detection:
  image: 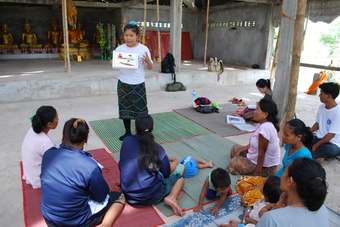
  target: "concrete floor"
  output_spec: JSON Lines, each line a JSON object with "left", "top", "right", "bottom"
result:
{"left": 0, "top": 59, "right": 338, "bottom": 226}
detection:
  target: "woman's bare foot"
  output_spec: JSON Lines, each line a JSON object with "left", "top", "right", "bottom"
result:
{"left": 176, "top": 192, "right": 183, "bottom": 200}
{"left": 207, "top": 160, "right": 213, "bottom": 168}
{"left": 164, "top": 196, "right": 185, "bottom": 216}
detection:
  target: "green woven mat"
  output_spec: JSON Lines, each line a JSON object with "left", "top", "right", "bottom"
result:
{"left": 90, "top": 112, "right": 214, "bottom": 152}
{"left": 154, "top": 134, "right": 238, "bottom": 216}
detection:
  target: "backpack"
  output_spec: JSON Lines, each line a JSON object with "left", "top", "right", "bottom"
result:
{"left": 161, "top": 53, "right": 175, "bottom": 73}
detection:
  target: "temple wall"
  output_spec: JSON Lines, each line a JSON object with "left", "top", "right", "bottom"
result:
{"left": 194, "top": 3, "right": 271, "bottom": 68}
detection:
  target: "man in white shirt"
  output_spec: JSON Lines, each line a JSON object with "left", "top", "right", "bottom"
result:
{"left": 310, "top": 82, "right": 340, "bottom": 163}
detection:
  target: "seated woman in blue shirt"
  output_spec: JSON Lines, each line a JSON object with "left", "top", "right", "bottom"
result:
{"left": 119, "top": 114, "right": 185, "bottom": 216}
{"left": 275, "top": 118, "right": 313, "bottom": 177}
{"left": 41, "top": 118, "right": 125, "bottom": 227}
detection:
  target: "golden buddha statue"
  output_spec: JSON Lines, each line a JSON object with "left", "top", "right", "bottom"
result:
{"left": 77, "top": 21, "right": 86, "bottom": 38}
{"left": 67, "top": 24, "right": 83, "bottom": 47}
{"left": 92, "top": 25, "right": 101, "bottom": 48}
{"left": 20, "top": 19, "right": 42, "bottom": 48}
{"left": 44, "top": 17, "right": 63, "bottom": 48}
{"left": 0, "top": 21, "right": 18, "bottom": 48}
{"left": 76, "top": 21, "right": 89, "bottom": 47}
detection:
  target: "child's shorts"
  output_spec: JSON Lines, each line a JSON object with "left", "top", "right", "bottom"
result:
{"left": 181, "top": 156, "right": 198, "bottom": 178}
{"left": 171, "top": 163, "right": 185, "bottom": 177}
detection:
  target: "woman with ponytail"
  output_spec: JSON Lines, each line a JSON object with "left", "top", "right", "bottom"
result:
{"left": 22, "top": 106, "right": 58, "bottom": 188}
{"left": 41, "top": 118, "right": 125, "bottom": 227}
{"left": 275, "top": 119, "right": 313, "bottom": 177}
{"left": 257, "top": 158, "right": 329, "bottom": 227}
{"left": 119, "top": 114, "right": 185, "bottom": 216}
{"left": 256, "top": 78, "right": 273, "bottom": 99}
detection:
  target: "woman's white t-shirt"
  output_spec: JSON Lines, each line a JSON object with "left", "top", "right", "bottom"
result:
{"left": 115, "top": 43, "right": 152, "bottom": 85}
{"left": 22, "top": 127, "right": 55, "bottom": 188}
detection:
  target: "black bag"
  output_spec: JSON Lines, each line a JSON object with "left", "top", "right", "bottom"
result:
{"left": 161, "top": 53, "right": 175, "bottom": 73}
{"left": 163, "top": 52, "right": 186, "bottom": 92}
{"left": 194, "top": 106, "right": 219, "bottom": 114}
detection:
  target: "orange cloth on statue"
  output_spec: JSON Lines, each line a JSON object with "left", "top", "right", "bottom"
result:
{"left": 305, "top": 71, "right": 327, "bottom": 94}
{"left": 69, "top": 29, "right": 82, "bottom": 42}
{"left": 236, "top": 176, "right": 266, "bottom": 207}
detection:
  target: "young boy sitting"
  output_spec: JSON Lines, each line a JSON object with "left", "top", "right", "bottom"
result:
{"left": 193, "top": 168, "right": 232, "bottom": 215}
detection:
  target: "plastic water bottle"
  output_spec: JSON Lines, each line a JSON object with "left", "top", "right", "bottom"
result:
{"left": 191, "top": 90, "right": 197, "bottom": 102}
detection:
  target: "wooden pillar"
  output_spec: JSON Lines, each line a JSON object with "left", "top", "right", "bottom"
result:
{"left": 272, "top": 0, "right": 298, "bottom": 122}
{"left": 170, "top": 0, "right": 183, "bottom": 72}
{"left": 156, "top": 0, "right": 161, "bottom": 62}
{"left": 262, "top": 4, "right": 274, "bottom": 70}
{"left": 203, "top": 0, "right": 210, "bottom": 67}
{"left": 61, "top": 0, "right": 71, "bottom": 75}
{"left": 143, "top": 0, "right": 147, "bottom": 45}
{"left": 286, "top": 0, "right": 307, "bottom": 121}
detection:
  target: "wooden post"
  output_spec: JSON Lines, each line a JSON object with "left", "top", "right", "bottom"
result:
{"left": 203, "top": 0, "right": 210, "bottom": 67}
{"left": 61, "top": 0, "right": 71, "bottom": 75}
{"left": 270, "top": 28, "right": 280, "bottom": 85}
{"left": 143, "top": 0, "right": 147, "bottom": 45}
{"left": 286, "top": 0, "right": 307, "bottom": 121}
{"left": 157, "top": 0, "right": 161, "bottom": 62}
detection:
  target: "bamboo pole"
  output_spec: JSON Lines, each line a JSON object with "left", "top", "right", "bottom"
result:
{"left": 62, "top": 0, "right": 71, "bottom": 75}
{"left": 156, "top": 0, "right": 161, "bottom": 62}
{"left": 203, "top": 0, "right": 210, "bottom": 67}
{"left": 270, "top": 28, "right": 280, "bottom": 86}
{"left": 143, "top": 0, "right": 147, "bottom": 45}
{"left": 286, "top": 0, "right": 307, "bottom": 121}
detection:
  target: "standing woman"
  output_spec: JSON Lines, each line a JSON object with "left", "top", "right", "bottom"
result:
{"left": 22, "top": 106, "right": 59, "bottom": 188}
{"left": 41, "top": 118, "right": 125, "bottom": 227}
{"left": 257, "top": 158, "right": 329, "bottom": 226}
{"left": 227, "top": 98, "right": 281, "bottom": 176}
{"left": 256, "top": 79, "right": 273, "bottom": 99}
{"left": 113, "top": 21, "right": 153, "bottom": 141}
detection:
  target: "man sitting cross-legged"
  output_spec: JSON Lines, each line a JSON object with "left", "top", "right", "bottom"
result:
{"left": 310, "top": 82, "right": 340, "bottom": 163}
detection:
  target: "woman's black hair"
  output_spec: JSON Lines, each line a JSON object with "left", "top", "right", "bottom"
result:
{"left": 135, "top": 114, "right": 161, "bottom": 173}
{"left": 211, "top": 168, "right": 231, "bottom": 189}
{"left": 263, "top": 175, "right": 282, "bottom": 203}
{"left": 256, "top": 78, "right": 271, "bottom": 90}
{"left": 124, "top": 23, "right": 139, "bottom": 35}
{"left": 31, "top": 106, "right": 57, "bottom": 133}
{"left": 286, "top": 119, "right": 314, "bottom": 152}
{"left": 288, "top": 158, "right": 327, "bottom": 211}
{"left": 62, "top": 118, "right": 89, "bottom": 147}
{"left": 258, "top": 98, "right": 280, "bottom": 132}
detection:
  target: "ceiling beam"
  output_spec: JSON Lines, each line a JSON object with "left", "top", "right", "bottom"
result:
{"left": 120, "top": 0, "right": 153, "bottom": 7}
{"left": 73, "top": 1, "right": 121, "bottom": 8}
{"left": 0, "top": 0, "right": 58, "bottom": 5}
{"left": 235, "top": 0, "right": 281, "bottom": 3}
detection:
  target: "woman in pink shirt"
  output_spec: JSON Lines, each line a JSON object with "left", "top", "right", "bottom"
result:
{"left": 227, "top": 99, "right": 280, "bottom": 177}
{"left": 22, "top": 106, "right": 59, "bottom": 188}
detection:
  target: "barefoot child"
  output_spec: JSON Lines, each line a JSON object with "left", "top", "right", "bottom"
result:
{"left": 169, "top": 156, "right": 213, "bottom": 178}
{"left": 193, "top": 168, "right": 232, "bottom": 215}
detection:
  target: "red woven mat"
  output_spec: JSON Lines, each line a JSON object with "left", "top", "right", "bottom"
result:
{"left": 21, "top": 148, "right": 164, "bottom": 227}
